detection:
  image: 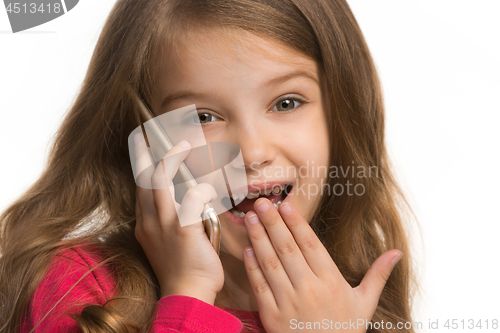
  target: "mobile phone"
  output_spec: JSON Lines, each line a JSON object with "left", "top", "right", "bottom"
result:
{"left": 129, "top": 89, "right": 221, "bottom": 255}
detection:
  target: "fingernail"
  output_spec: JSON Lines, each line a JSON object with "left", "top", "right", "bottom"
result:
{"left": 280, "top": 202, "right": 292, "bottom": 215}
{"left": 178, "top": 140, "right": 190, "bottom": 148}
{"left": 391, "top": 252, "right": 403, "bottom": 265}
{"left": 245, "top": 213, "right": 259, "bottom": 224}
{"left": 255, "top": 200, "right": 269, "bottom": 213}
{"left": 245, "top": 247, "right": 254, "bottom": 257}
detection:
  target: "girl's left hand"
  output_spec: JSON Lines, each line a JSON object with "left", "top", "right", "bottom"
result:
{"left": 243, "top": 198, "right": 403, "bottom": 333}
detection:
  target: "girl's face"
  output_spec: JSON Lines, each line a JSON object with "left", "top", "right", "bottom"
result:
{"left": 152, "top": 28, "right": 329, "bottom": 260}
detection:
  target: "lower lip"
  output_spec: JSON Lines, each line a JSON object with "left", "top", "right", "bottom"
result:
{"left": 221, "top": 192, "right": 292, "bottom": 226}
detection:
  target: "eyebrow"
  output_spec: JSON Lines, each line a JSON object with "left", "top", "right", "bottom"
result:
{"left": 159, "top": 70, "right": 318, "bottom": 111}
{"left": 262, "top": 70, "right": 318, "bottom": 89}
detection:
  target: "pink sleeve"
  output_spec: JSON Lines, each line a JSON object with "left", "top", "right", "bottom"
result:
{"left": 20, "top": 246, "right": 242, "bottom": 333}
{"left": 152, "top": 295, "right": 243, "bottom": 332}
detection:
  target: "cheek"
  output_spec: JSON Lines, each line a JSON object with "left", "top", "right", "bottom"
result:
{"left": 295, "top": 109, "right": 330, "bottom": 161}
{"left": 292, "top": 135, "right": 329, "bottom": 221}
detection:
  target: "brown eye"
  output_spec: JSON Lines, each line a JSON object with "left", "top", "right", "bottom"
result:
{"left": 196, "top": 112, "right": 220, "bottom": 124}
{"left": 277, "top": 99, "right": 295, "bottom": 111}
{"left": 272, "top": 95, "right": 309, "bottom": 112}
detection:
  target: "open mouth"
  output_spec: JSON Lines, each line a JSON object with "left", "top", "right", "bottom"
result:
{"left": 223, "top": 183, "right": 293, "bottom": 218}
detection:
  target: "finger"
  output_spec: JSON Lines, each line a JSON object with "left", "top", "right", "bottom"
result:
{"left": 134, "top": 133, "right": 153, "bottom": 177}
{"left": 177, "top": 183, "right": 217, "bottom": 227}
{"left": 278, "top": 201, "right": 343, "bottom": 280}
{"left": 150, "top": 140, "right": 191, "bottom": 221}
{"left": 354, "top": 249, "right": 403, "bottom": 311}
{"left": 134, "top": 133, "right": 156, "bottom": 219}
{"left": 244, "top": 211, "right": 293, "bottom": 306}
{"left": 252, "top": 198, "right": 312, "bottom": 287}
{"left": 243, "top": 246, "right": 277, "bottom": 311}
{"left": 151, "top": 140, "right": 191, "bottom": 190}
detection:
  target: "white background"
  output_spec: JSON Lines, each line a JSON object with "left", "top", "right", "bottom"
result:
{"left": 1, "top": 1, "right": 499, "bottom": 330}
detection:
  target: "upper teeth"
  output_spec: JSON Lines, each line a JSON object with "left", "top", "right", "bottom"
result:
{"left": 245, "top": 192, "right": 260, "bottom": 199}
{"left": 243, "top": 184, "right": 287, "bottom": 199}
{"left": 232, "top": 193, "right": 246, "bottom": 202}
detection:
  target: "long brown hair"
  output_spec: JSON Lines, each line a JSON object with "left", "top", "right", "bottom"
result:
{"left": 0, "top": 0, "right": 418, "bottom": 332}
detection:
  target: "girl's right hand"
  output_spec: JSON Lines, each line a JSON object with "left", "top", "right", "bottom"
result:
{"left": 133, "top": 133, "right": 224, "bottom": 305}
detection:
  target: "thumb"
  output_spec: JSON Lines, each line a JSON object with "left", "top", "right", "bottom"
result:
{"left": 354, "top": 249, "right": 403, "bottom": 305}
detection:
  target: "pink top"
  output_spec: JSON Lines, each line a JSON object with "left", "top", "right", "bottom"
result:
{"left": 20, "top": 244, "right": 265, "bottom": 333}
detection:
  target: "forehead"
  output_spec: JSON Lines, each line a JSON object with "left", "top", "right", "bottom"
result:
{"left": 155, "top": 27, "right": 318, "bottom": 90}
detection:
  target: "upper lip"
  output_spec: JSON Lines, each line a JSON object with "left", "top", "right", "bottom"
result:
{"left": 229, "top": 181, "right": 294, "bottom": 196}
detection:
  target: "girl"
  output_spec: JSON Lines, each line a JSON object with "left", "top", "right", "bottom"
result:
{"left": 0, "top": 0, "right": 417, "bottom": 332}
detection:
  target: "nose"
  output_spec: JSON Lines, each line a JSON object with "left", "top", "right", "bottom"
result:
{"left": 233, "top": 122, "right": 277, "bottom": 172}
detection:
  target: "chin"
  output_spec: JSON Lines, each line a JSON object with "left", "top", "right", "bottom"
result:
{"left": 221, "top": 247, "right": 245, "bottom": 261}
{"left": 219, "top": 229, "right": 251, "bottom": 261}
